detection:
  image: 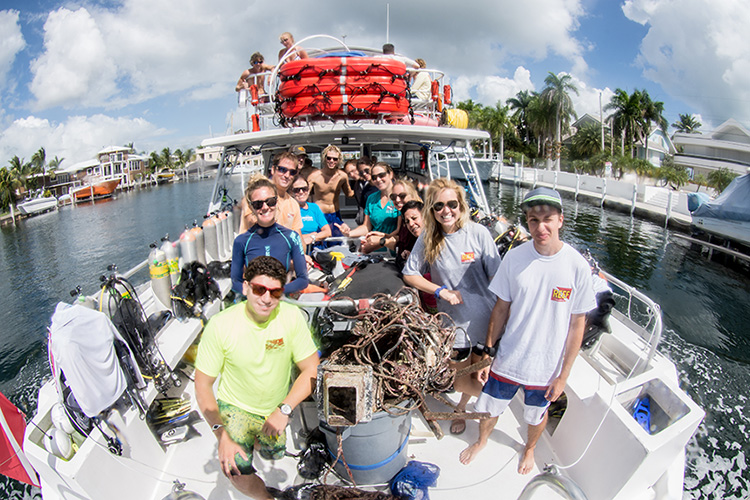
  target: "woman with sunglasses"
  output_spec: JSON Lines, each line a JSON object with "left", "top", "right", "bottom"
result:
{"left": 336, "top": 162, "right": 400, "bottom": 253}
{"left": 291, "top": 176, "right": 331, "bottom": 248}
{"left": 230, "top": 175, "right": 308, "bottom": 295}
{"left": 403, "top": 178, "right": 501, "bottom": 435}
{"left": 365, "top": 177, "right": 421, "bottom": 257}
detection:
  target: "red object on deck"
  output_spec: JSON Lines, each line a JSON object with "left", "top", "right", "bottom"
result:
{"left": 0, "top": 391, "right": 38, "bottom": 487}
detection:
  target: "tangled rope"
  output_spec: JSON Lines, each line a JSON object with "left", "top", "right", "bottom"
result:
{"left": 326, "top": 288, "right": 457, "bottom": 412}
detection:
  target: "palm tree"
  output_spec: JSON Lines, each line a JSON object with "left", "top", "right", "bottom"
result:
{"left": 639, "top": 92, "right": 667, "bottom": 162}
{"left": 8, "top": 155, "right": 34, "bottom": 193}
{"left": 573, "top": 123, "right": 604, "bottom": 158}
{"left": 671, "top": 113, "right": 702, "bottom": 134}
{"left": 707, "top": 167, "right": 737, "bottom": 193}
{"left": 477, "top": 103, "right": 513, "bottom": 163}
{"left": 526, "top": 95, "right": 555, "bottom": 161}
{"left": 657, "top": 155, "right": 688, "bottom": 190}
{"left": 0, "top": 167, "right": 21, "bottom": 213}
{"left": 605, "top": 89, "right": 642, "bottom": 158}
{"left": 159, "top": 148, "right": 174, "bottom": 170}
{"left": 540, "top": 72, "right": 578, "bottom": 170}
{"left": 693, "top": 173, "right": 707, "bottom": 192}
{"left": 506, "top": 90, "right": 536, "bottom": 145}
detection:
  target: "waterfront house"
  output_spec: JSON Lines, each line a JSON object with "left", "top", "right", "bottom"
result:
{"left": 673, "top": 118, "right": 750, "bottom": 179}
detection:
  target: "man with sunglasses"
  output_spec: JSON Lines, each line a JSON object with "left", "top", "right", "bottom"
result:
{"left": 235, "top": 52, "right": 274, "bottom": 97}
{"left": 459, "top": 187, "right": 596, "bottom": 475}
{"left": 196, "top": 256, "right": 319, "bottom": 499}
{"left": 307, "top": 145, "right": 354, "bottom": 237}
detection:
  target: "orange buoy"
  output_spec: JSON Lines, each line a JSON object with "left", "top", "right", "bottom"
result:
{"left": 443, "top": 84, "right": 452, "bottom": 105}
{"left": 249, "top": 84, "right": 259, "bottom": 106}
{"left": 431, "top": 80, "right": 440, "bottom": 101}
{"left": 251, "top": 113, "right": 260, "bottom": 132}
{"left": 280, "top": 93, "right": 409, "bottom": 120}
{"left": 278, "top": 57, "right": 408, "bottom": 81}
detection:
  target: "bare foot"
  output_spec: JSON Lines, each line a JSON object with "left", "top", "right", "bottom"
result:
{"left": 459, "top": 441, "right": 487, "bottom": 465}
{"left": 518, "top": 447, "right": 535, "bottom": 474}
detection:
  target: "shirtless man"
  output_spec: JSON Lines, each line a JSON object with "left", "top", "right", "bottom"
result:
{"left": 307, "top": 145, "right": 354, "bottom": 237}
{"left": 278, "top": 32, "right": 308, "bottom": 64}
{"left": 458, "top": 187, "right": 596, "bottom": 474}
{"left": 235, "top": 52, "right": 274, "bottom": 98}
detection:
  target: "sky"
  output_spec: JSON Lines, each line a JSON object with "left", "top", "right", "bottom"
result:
{"left": 1, "top": 0, "right": 750, "bottom": 169}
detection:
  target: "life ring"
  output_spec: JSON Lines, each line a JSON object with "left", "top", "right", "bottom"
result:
{"left": 278, "top": 75, "right": 408, "bottom": 99}
{"left": 278, "top": 57, "right": 408, "bottom": 82}
{"left": 280, "top": 94, "right": 409, "bottom": 119}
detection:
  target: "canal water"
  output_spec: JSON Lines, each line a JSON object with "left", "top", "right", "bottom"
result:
{"left": 0, "top": 179, "right": 748, "bottom": 498}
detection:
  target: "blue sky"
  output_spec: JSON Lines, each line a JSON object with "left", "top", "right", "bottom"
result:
{"left": 1, "top": 0, "right": 748, "bottom": 168}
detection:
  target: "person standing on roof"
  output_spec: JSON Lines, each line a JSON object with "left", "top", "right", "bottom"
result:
{"left": 196, "top": 255, "right": 319, "bottom": 500}
{"left": 235, "top": 52, "right": 274, "bottom": 98}
{"left": 459, "top": 187, "right": 596, "bottom": 474}
{"left": 307, "top": 144, "right": 354, "bottom": 238}
{"left": 278, "top": 32, "right": 308, "bottom": 63}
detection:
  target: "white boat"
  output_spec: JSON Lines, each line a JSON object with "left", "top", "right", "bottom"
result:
{"left": 17, "top": 191, "right": 58, "bottom": 215}
{"left": 17, "top": 38, "right": 703, "bottom": 500}
{"left": 687, "top": 173, "right": 750, "bottom": 247}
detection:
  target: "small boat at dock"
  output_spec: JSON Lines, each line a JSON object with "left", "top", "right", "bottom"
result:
{"left": 72, "top": 178, "right": 121, "bottom": 201}
{"left": 17, "top": 191, "right": 58, "bottom": 216}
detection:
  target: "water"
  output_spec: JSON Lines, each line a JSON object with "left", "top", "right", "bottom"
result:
{"left": 1, "top": 179, "right": 748, "bottom": 498}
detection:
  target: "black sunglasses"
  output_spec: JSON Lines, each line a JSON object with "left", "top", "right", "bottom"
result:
{"left": 389, "top": 192, "right": 407, "bottom": 202}
{"left": 326, "top": 156, "right": 340, "bottom": 162}
{"left": 372, "top": 172, "right": 389, "bottom": 181}
{"left": 250, "top": 196, "right": 278, "bottom": 210}
{"left": 291, "top": 186, "right": 309, "bottom": 194}
{"left": 359, "top": 168, "right": 371, "bottom": 175}
{"left": 432, "top": 200, "right": 459, "bottom": 212}
{"left": 252, "top": 61, "right": 263, "bottom": 65}
{"left": 249, "top": 282, "right": 284, "bottom": 299}
{"left": 276, "top": 165, "right": 298, "bottom": 176}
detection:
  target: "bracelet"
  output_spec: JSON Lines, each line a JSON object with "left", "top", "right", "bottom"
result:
{"left": 434, "top": 285, "right": 447, "bottom": 299}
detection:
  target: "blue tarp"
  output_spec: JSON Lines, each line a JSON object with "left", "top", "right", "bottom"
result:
{"left": 691, "top": 174, "right": 750, "bottom": 222}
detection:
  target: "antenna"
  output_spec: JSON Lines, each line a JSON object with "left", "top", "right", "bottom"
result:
{"left": 386, "top": 3, "right": 390, "bottom": 43}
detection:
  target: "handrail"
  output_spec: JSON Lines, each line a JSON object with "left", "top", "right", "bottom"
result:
{"left": 517, "top": 465, "right": 588, "bottom": 500}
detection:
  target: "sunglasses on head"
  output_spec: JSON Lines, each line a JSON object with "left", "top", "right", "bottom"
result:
{"left": 432, "top": 200, "right": 459, "bottom": 211}
{"left": 276, "top": 165, "right": 298, "bottom": 176}
{"left": 249, "top": 282, "right": 284, "bottom": 299}
{"left": 291, "top": 186, "right": 309, "bottom": 194}
{"left": 326, "top": 155, "right": 340, "bottom": 162}
{"left": 389, "top": 192, "right": 407, "bottom": 202}
{"left": 250, "top": 196, "right": 278, "bottom": 210}
{"left": 372, "top": 172, "right": 389, "bottom": 181}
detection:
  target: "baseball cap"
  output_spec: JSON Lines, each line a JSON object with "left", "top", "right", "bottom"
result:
{"left": 520, "top": 187, "right": 563, "bottom": 213}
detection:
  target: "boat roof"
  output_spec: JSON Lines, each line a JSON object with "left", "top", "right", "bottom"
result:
{"left": 201, "top": 122, "right": 490, "bottom": 153}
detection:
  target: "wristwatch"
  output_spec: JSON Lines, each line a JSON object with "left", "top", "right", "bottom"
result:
{"left": 278, "top": 403, "right": 292, "bottom": 416}
{"left": 472, "top": 342, "right": 497, "bottom": 357}
{"left": 379, "top": 236, "right": 387, "bottom": 247}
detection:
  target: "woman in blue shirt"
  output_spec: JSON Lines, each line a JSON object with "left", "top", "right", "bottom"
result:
{"left": 230, "top": 175, "right": 308, "bottom": 294}
{"left": 291, "top": 175, "right": 331, "bottom": 249}
{"left": 337, "top": 162, "right": 400, "bottom": 252}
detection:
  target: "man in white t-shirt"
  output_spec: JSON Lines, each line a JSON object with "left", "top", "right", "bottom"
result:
{"left": 459, "top": 187, "right": 596, "bottom": 475}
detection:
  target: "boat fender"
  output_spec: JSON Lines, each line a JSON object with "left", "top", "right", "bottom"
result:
{"left": 249, "top": 84, "right": 259, "bottom": 106}
{"left": 443, "top": 84, "right": 452, "bottom": 105}
{"left": 431, "top": 80, "right": 439, "bottom": 101}
{"left": 51, "top": 402, "right": 76, "bottom": 434}
{"left": 43, "top": 428, "right": 74, "bottom": 460}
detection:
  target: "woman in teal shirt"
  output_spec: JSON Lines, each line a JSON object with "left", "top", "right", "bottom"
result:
{"left": 337, "top": 162, "right": 400, "bottom": 252}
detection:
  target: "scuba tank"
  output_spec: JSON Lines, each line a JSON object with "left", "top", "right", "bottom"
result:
{"left": 149, "top": 242, "right": 172, "bottom": 310}
{"left": 179, "top": 226, "right": 198, "bottom": 265}
{"left": 232, "top": 201, "right": 241, "bottom": 235}
{"left": 161, "top": 234, "right": 180, "bottom": 287}
{"left": 190, "top": 221, "right": 206, "bottom": 265}
{"left": 214, "top": 213, "right": 226, "bottom": 261}
{"left": 202, "top": 215, "right": 219, "bottom": 263}
{"left": 218, "top": 211, "right": 232, "bottom": 260}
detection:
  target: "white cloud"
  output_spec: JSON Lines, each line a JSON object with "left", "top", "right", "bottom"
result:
{"left": 623, "top": 0, "right": 750, "bottom": 125}
{"left": 29, "top": 8, "right": 118, "bottom": 110}
{"left": 469, "top": 66, "right": 535, "bottom": 106}
{"left": 0, "top": 10, "right": 26, "bottom": 88}
{"left": 0, "top": 114, "right": 165, "bottom": 167}
{"left": 566, "top": 74, "right": 614, "bottom": 122}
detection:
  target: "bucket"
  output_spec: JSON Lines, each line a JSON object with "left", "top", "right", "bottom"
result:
{"left": 319, "top": 405, "right": 411, "bottom": 485}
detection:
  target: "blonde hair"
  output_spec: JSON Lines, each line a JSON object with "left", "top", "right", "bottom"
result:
{"left": 322, "top": 144, "right": 342, "bottom": 167}
{"left": 415, "top": 58, "right": 426, "bottom": 69}
{"left": 245, "top": 174, "right": 277, "bottom": 206}
{"left": 422, "top": 178, "right": 469, "bottom": 265}
{"left": 393, "top": 177, "right": 421, "bottom": 203}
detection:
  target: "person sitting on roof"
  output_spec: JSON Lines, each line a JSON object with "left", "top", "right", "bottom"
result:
{"left": 380, "top": 43, "right": 419, "bottom": 69}
{"left": 235, "top": 52, "right": 274, "bottom": 99}
{"left": 231, "top": 175, "right": 308, "bottom": 295}
{"left": 411, "top": 58, "right": 431, "bottom": 100}
{"left": 196, "top": 255, "right": 319, "bottom": 500}
{"left": 278, "top": 32, "right": 309, "bottom": 63}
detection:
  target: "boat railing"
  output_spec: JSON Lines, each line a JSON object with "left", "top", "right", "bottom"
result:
{"left": 517, "top": 465, "right": 588, "bottom": 500}
{"left": 594, "top": 267, "right": 663, "bottom": 374}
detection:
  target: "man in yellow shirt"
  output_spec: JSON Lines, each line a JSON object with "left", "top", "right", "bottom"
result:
{"left": 195, "top": 256, "right": 319, "bottom": 499}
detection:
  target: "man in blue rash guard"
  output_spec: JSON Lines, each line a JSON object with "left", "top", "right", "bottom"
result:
{"left": 231, "top": 175, "right": 308, "bottom": 295}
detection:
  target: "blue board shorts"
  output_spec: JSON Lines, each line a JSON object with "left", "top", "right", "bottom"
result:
{"left": 324, "top": 211, "right": 344, "bottom": 238}
{"left": 475, "top": 373, "right": 551, "bottom": 425}
{"left": 218, "top": 400, "right": 286, "bottom": 475}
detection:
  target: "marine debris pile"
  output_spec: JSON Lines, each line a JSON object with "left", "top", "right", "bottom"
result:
{"left": 324, "top": 289, "right": 457, "bottom": 415}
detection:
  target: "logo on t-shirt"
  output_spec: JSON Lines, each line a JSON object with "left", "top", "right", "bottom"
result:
{"left": 460, "top": 252, "right": 475, "bottom": 263}
{"left": 551, "top": 287, "right": 572, "bottom": 302}
{"left": 265, "top": 338, "right": 285, "bottom": 351}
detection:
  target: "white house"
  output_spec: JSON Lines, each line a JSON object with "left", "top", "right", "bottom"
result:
{"left": 672, "top": 118, "right": 750, "bottom": 178}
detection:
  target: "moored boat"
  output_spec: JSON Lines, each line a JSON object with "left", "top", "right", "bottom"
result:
{"left": 72, "top": 178, "right": 121, "bottom": 201}
{"left": 687, "top": 172, "right": 750, "bottom": 247}
{"left": 14, "top": 36, "right": 703, "bottom": 500}
{"left": 17, "top": 191, "right": 58, "bottom": 215}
